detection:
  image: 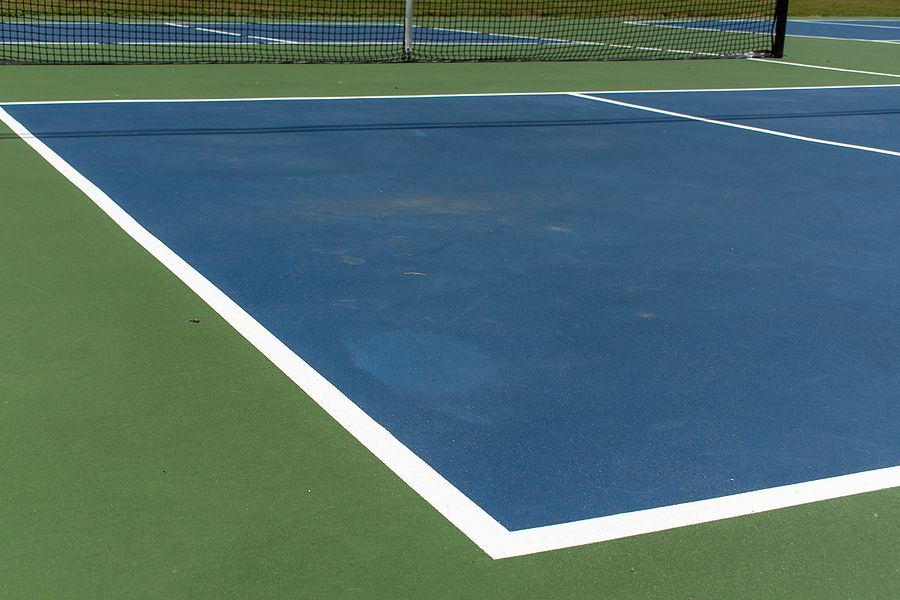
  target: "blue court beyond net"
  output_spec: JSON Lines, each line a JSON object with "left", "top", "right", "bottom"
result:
{"left": 0, "top": 21, "right": 554, "bottom": 45}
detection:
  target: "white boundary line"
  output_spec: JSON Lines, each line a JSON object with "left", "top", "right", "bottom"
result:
{"left": 247, "top": 35, "right": 301, "bottom": 44}
{"left": 3, "top": 82, "right": 900, "bottom": 107}
{"left": 194, "top": 27, "right": 244, "bottom": 38}
{"left": 2, "top": 90, "right": 899, "bottom": 559}
{"left": 785, "top": 34, "right": 900, "bottom": 45}
{"left": 569, "top": 92, "right": 900, "bottom": 157}
{"left": 595, "top": 83, "right": 900, "bottom": 93}
{"left": 749, "top": 58, "right": 900, "bottom": 79}
{"left": 785, "top": 18, "right": 900, "bottom": 43}
{"left": 503, "top": 466, "right": 900, "bottom": 555}
{"left": 624, "top": 17, "right": 900, "bottom": 44}
{"left": 802, "top": 20, "right": 900, "bottom": 30}
{"left": 0, "top": 105, "right": 512, "bottom": 559}
{"left": 623, "top": 19, "right": 772, "bottom": 36}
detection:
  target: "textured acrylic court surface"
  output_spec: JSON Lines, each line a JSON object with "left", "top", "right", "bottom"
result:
{"left": 788, "top": 19, "right": 900, "bottom": 41}
{"left": 643, "top": 19, "right": 900, "bottom": 42}
{"left": 0, "top": 22, "right": 548, "bottom": 44}
{"left": 4, "top": 87, "right": 898, "bottom": 531}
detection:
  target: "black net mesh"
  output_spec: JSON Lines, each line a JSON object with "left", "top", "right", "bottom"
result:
{"left": 1, "top": 1, "right": 782, "bottom": 64}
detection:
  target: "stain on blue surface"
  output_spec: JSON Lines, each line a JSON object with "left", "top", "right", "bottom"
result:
{"left": 5, "top": 89, "right": 898, "bottom": 530}
{"left": 348, "top": 330, "right": 497, "bottom": 399}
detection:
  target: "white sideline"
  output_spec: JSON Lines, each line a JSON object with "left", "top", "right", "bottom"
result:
{"left": 0, "top": 105, "right": 511, "bottom": 559}
{"left": 798, "top": 20, "right": 900, "bottom": 30}
{"left": 569, "top": 92, "right": 900, "bottom": 157}
{"left": 750, "top": 58, "right": 900, "bottom": 79}
{"left": 3, "top": 83, "right": 900, "bottom": 107}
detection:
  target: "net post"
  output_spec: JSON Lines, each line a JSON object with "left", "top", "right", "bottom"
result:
{"left": 404, "top": 0, "right": 414, "bottom": 58}
{"left": 772, "top": 0, "right": 790, "bottom": 58}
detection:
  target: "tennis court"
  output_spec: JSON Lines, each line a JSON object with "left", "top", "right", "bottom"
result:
{"left": 7, "top": 19, "right": 897, "bottom": 46}
{"left": 633, "top": 17, "right": 900, "bottom": 42}
{"left": 0, "top": 21, "right": 559, "bottom": 46}
{"left": 1, "top": 1, "right": 898, "bottom": 598}
{"left": 789, "top": 19, "right": 900, "bottom": 42}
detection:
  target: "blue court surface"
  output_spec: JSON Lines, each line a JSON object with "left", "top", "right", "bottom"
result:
{"left": 788, "top": 19, "right": 900, "bottom": 42}
{"left": 6, "top": 19, "right": 900, "bottom": 46}
{"left": 3, "top": 87, "right": 898, "bottom": 533}
{"left": 0, "top": 22, "right": 551, "bottom": 45}
{"left": 633, "top": 19, "right": 900, "bottom": 43}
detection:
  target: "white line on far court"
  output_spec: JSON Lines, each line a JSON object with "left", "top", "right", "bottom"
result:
{"left": 750, "top": 58, "right": 900, "bottom": 78}
{"left": 786, "top": 34, "right": 900, "bottom": 45}
{"left": 569, "top": 92, "right": 900, "bottom": 158}
{"left": 195, "top": 27, "right": 244, "bottom": 37}
{"left": 248, "top": 35, "right": 300, "bottom": 44}
{"left": 3, "top": 83, "right": 900, "bottom": 107}
{"left": 800, "top": 20, "right": 900, "bottom": 30}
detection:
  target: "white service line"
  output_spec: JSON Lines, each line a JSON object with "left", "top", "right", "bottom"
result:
{"left": 800, "top": 20, "right": 900, "bottom": 30}
{"left": 785, "top": 34, "right": 900, "bottom": 45}
{"left": 248, "top": 35, "right": 300, "bottom": 44}
{"left": 195, "top": 27, "right": 244, "bottom": 37}
{"left": 166, "top": 22, "right": 246, "bottom": 39}
{"left": 749, "top": 58, "right": 900, "bottom": 79}
{"left": 501, "top": 466, "right": 900, "bottom": 556}
{"left": 569, "top": 92, "right": 900, "bottom": 157}
{"left": 598, "top": 83, "right": 900, "bottom": 94}
{"left": 431, "top": 26, "right": 547, "bottom": 42}
{"left": 3, "top": 83, "right": 900, "bottom": 107}
{"left": 408, "top": 24, "right": 718, "bottom": 54}
{"left": 623, "top": 20, "right": 771, "bottom": 36}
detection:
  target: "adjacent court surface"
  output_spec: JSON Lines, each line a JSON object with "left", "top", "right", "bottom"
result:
{"left": 643, "top": 19, "right": 900, "bottom": 42}
{"left": 788, "top": 19, "right": 900, "bottom": 42}
{"left": 1, "top": 21, "right": 899, "bottom": 600}
{"left": 4, "top": 19, "right": 898, "bottom": 46}
{"left": 0, "top": 21, "right": 552, "bottom": 45}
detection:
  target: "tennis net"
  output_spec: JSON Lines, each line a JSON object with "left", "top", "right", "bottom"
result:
{"left": 0, "top": 1, "right": 789, "bottom": 64}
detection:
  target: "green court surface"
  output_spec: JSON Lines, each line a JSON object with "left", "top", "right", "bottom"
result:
{"left": 2, "top": 17, "right": 899, "bottom": 600}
